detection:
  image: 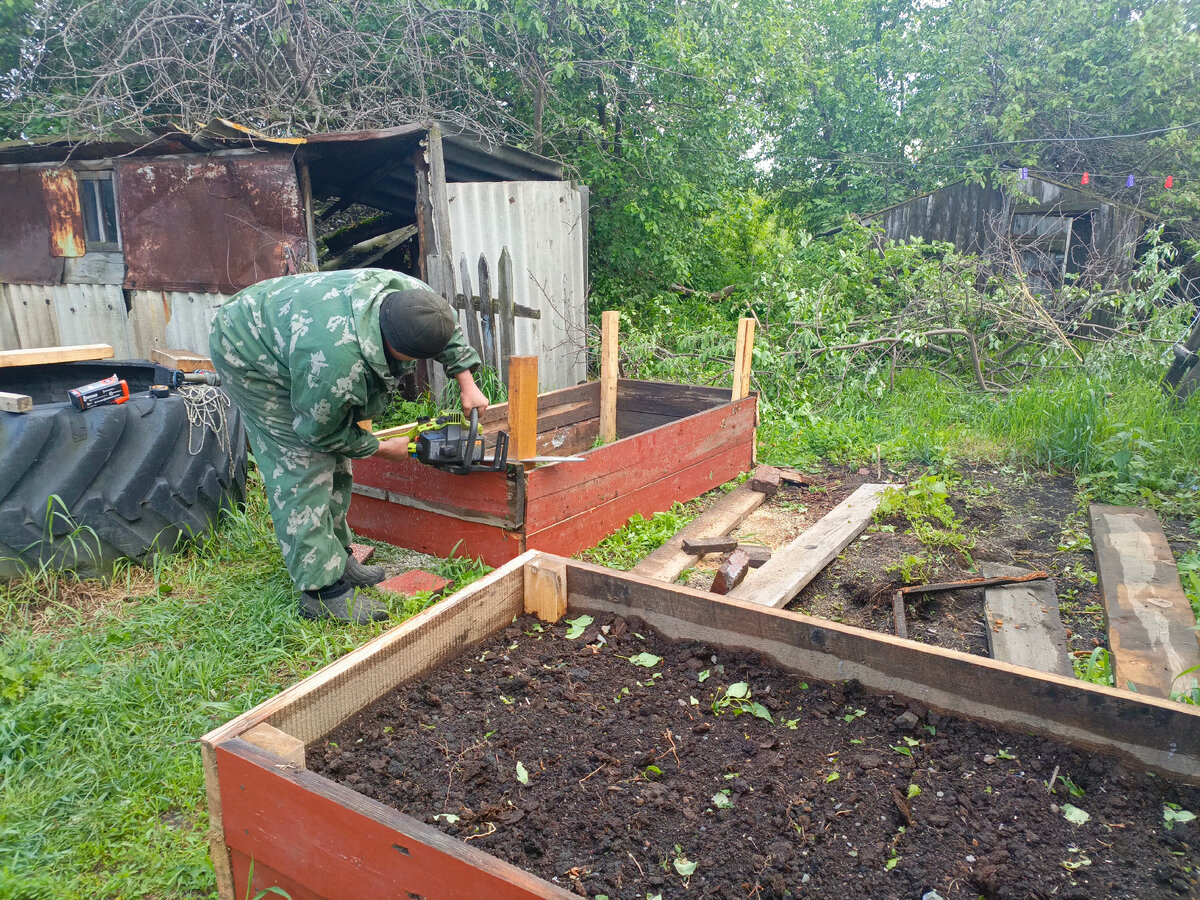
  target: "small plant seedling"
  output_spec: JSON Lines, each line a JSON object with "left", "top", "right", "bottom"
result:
{"left": 996, "top": 748, "right": 1015, "bottom": 760}
{"left": 711, "top": 682, "right": 774, "bottom": 723}
{"left": 891, "top": 745, "right": 912, "bottom": 757}
{"left": 1061, "top": 803, "right": 1090, "bottom": 825}
{"left": 698, "top": 669, "right": 711, "bottom": 682}
{"left": 842, "top": 708, "right": 866, "bottom": 723}
{"left": 515, "top": 762, "right": 530, "bottom": 785}
{"left": 564, "top": 615, "right": 593, "bottom": 639}
{"left": 625, "top": 652, "right": 662, "bottom": 667}
{"left": 885, "top": 849, "right": 900, "bottom": 870}
{"left": 906, "top": 784, "right": 921, "bottom": 799}
{"left": 711, "top": 789, "right": 734, "bottom": 809}
{"left": 1164, "top": 804, "right": 1197, "bottom": 830}
{"left": 1056, "top": 774, "right": 1086, "bottom": 797}
{"left": 825, "top": 771, "right": 840, "bottom": 783}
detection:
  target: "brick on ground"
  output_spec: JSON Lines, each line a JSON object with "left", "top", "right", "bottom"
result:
{"left": 378, "top": 570, "right": 452, "bottom": 598}
{"left": 349, "top": 542, "right": 376, "bottom": 564}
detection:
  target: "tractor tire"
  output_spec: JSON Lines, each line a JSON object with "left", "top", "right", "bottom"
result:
{"left": 0, "top": 360, "right": 247, "bottom": 579}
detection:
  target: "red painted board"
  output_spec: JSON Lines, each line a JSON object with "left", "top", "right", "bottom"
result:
{"left": 347, "top": 493, "right": 523, "bottom": 567}
{"left": 480, "top": 381, "right": 600, "bottom": 430}
{"left": 524, "top": 397, "right": 756, "bottom": 533}
{"left": 218, "top": 739, "right": 573, "bottom": 900}
{"left": 353, "top": 454, "right": 515, "bottom": 522}
{"left": 526, "top": 441, "right": 753, "bottom": 558}
{"left": 230, "top": 849, "right": 319, "bottom": 900}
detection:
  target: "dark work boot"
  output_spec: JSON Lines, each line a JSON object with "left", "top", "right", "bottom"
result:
{"left": 343, "top": 547, "right": 386, "bottom": 586}
{"left": 298, "top": 577, "right": 389, "bottom": 624}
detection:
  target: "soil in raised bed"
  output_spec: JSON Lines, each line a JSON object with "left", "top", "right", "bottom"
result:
{"left": 311, "top": 613, "right": 1200, "bottom": 900}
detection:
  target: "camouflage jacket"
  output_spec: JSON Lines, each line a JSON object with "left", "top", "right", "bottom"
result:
{"left": 214, "top": 268, "right": 480, "bottom": 458}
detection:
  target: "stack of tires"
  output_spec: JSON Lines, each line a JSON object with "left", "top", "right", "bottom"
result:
{"left": 0, "top": 360, "right": 247, "bottom": 579}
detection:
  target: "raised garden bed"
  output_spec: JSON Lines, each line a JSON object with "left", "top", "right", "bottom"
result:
{"left": 347, "top": 379, "right": 757, "bottom": 566}
{"left": 202, "top": 552, "right": 1200, "bottom": 899}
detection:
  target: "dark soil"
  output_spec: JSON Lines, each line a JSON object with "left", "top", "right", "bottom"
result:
{"left": 311, "top": 613, "right": 1200, "bottom": 900}
{"left": 686, "top": 463, "right": 1195, "bottom": 662}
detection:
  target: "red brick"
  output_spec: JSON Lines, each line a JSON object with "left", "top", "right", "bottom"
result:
{"left": 348, "top": 542, "right": 375, "bottom": 564}
{"left": 377, "top": 570, "right": 452, "bottom": 598}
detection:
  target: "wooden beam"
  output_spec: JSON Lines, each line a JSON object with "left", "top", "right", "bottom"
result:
{"left": 150, "top": 348, "right": 212, "bottom": 372}
{"left": 524, "top": 556, "right": 567, "bottom": 623}
{"left": 0, "top": 343, "right": 114, "bottom": 367}
{"left": 509, "top": 355, "right": 539, "bottom": 467}
{"left": 983, "top": 563, "right": 1072, "bottom": 677}
{"left": 599, "top": 310, "right": 619, "bottom": 444}
{"left": 0, "top": 391, "right": 33, "bottom": 413}
{"left": 682, "top": 536, "right": 738, "bottom": 555}
{"left": 498, "top": 248, "right": 516, "bottom": 385}
{"left": 320, "top": 225, "right": 417, "bottom": 271}
{"left": 732, "top": 317, "right": 756, "bottom": 401}
{"left": 632, "top": 482, "right": 766, "bottom": 583}
{"left": 242, "top": 722, "right": 306, "bottom": 769}
{"left": 1090, "top": 504, "right": 1200, "bottom": 697}
{"left": 297, "top": 158, "right": 318, "bottom": 267}
{"left": 728, "top": 482, "right": 893, "bottom": 608}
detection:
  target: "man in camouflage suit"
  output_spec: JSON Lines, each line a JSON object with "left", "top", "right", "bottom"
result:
{"left": 210, "top": 268, "right": 487, "bottom": 623}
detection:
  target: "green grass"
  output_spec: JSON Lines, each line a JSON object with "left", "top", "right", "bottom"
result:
{"left": 0, "top": 477, "right": 488, "bottom": 899}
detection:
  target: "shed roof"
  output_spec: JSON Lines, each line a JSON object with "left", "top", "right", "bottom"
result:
{"left": 0, "top": 119, "right": 563, "bottom": 218}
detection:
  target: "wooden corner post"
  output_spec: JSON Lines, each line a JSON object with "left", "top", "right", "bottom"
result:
{"left": 509, "top": 354, "right": 539, "bottom": 467}
{"left": 524, "top": 555, "right": 567, "bottom": 623}
{"left": 732, "top": 317, "right": 756, "bottom": 401}
{"left": 599, "top": 310, "right": 619, "bottom": 444}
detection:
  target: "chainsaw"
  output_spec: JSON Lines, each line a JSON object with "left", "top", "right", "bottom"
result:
{"left": 403, "top": 408, "right": 509, "bottom": 475}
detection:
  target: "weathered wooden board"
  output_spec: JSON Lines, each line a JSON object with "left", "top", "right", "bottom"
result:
{"left": 633, "top": 482, "right": 766, "bottom": 583}
{"left": 983, "top": 563, "right": 1072, "bottom": 676}
{"left": 150, "top": 347, "right": 213, "bottom": 372}
{"left": 348, "top": 491, "right": 523, "bottom": 564}
{"left": 728, "top": 483, "right": 893, "bottom": 608}
{"left": 0, "top": 343, "right": 114, "bottom": 367}
{"left": 1090, "top": 504, "right": 1200, "bottom": 697}
{"left": 0, "top": 391, "right": 33, "bottom": 413}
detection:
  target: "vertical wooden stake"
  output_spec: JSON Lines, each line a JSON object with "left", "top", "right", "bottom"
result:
{"left": 732, "top": 317, "right": 756, "bottom": 401}
{"left": 599, "top": 310, "right": 619, "bottom": 444}
{"left": 297, "top": 159, "right": 318, "bottom": 267}
{"left": 524, "top": 556, "right": 567, "bottom": 623}
{"left": 509, "top": 355, "right": 539, "bottom": 467}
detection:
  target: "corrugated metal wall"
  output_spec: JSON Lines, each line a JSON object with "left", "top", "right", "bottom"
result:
{"left": 0, "top": 283, "right": 230, "bottom": 357}
{"left": 446, "top": 181, "right": 588, "bottom": 391}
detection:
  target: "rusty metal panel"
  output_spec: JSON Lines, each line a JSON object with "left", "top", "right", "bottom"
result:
{"left": 41, "top": 168, "right": 85, "bottom": 258}
{"left": 0, "top": 168, "right": 64, "bottom": 284}
{"left": 115, "top": 155, "right": 306, "bottom": 294}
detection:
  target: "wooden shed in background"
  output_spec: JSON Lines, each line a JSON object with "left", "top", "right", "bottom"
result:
{"left": 0, "top": 120, "right": 588, "bottom": 392}
{"left": 867, "top": 173, "right": 1156, "bottom": 293}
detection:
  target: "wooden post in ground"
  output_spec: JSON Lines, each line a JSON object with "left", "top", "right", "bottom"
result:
{"left": 599, "top": 310, "right": 619, "bottom": 444}
{"left": 732, "top": 317, "right": 756, "bottom": 401}
{"left": 509, "top": 355, "right": 539, "bottom": 468}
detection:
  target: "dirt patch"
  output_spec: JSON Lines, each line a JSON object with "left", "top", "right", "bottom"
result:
{"left": 680, "top": 464, "right": 1163, "bottom": 662}
{"left": 311, "top": 614, "right": 1200, "bottom": 899}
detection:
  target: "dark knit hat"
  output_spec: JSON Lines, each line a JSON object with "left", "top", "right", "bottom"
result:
{"left": 379, "top": 289, "right": 456, "bottom": 359}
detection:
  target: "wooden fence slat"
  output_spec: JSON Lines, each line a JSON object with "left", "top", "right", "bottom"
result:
{"left": 458, "top": 252, "right": 485, "bottom": 360}
{"left": 478, "top": 253, "right": 498, "bottom": 370}
{"left": 498, "top": 248, "right": 516, "bottom": 386}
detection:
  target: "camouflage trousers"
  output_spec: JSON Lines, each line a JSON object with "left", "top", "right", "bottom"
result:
{"left": 210, "top": 326, "right": 353, "bottom": 592}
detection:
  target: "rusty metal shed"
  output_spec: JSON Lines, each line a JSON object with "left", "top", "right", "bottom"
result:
{"left": 867, "top": 174, "right": 1155, "bottom": 293}
{"left": 0, "top": 120, "right": 588, "bottom": 391}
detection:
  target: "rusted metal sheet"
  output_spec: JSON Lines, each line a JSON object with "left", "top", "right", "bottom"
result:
{"left": 0, "top": 168, "right": 64, "bottom": 284}
{"left": 115, "top": 155, "right": 306, "bottom": 294}
{"left": 41, "top": 168, "right": 85, "bottom": 258}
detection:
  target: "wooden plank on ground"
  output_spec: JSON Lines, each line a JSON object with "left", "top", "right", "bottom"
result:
{"left": 1090, "top": 504, "right": 1200, "bottom": 697}
{"left": 983, "top": 563, "right": 1072, "bottom": 677}
{"left": 151, "top": 347, "right": 213, "bottom": 372}
{"left": 0, "top": 343, "right": 113, "bottom": 367}
{"left": 727, "top": 483, "right": 893, "bottom": 608}
{"left": 632, "top": 482, "right": 766, "bottom": 583}
{"left": 0, "top": 391, "right": 33, "bottom": 413}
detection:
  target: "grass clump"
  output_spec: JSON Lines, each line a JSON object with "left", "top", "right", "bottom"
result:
{"left": 0, "top": 474, "right": 486, "bottom": 899}
{"left": 581, "top": 504, "right": 695, "bottom": 571}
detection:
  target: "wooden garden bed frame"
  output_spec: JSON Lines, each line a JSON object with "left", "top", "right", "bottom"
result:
{"left": 348, "top": 377, "right": 758, "bottom": 565}
{"left": 202, "top": 551, "right": 1200, "bottom": 900}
